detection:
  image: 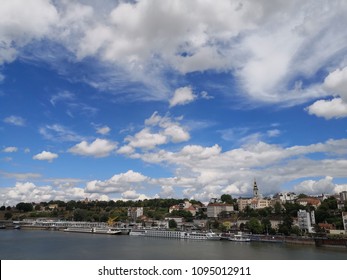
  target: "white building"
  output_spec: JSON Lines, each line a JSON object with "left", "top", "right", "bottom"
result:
{"left": 128, "top": 207, "right": 143, "bottom": 221}
{"left": 207, "top": 203, "right": 234, "bottom": 218}
{"left": 237, "top": 180, "right": 271, "bottom": 211}
{"left": 342, "top": 212, "right": 347, "bottom": 233}
{"left": 273, "top": 192, "right": 297, "bottom": 204}
{"left": 297, "top": 210, "right": 315, "bottom": 233}
{"left": 340, "top": 191, "right": 347, "bottom": 202}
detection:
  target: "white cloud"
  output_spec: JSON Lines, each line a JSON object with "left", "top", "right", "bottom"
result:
{"left": 85, "top": 170, "right": 148, "bottom": 194}
{"left": 0, "top": 171, "right": 41, "bottom": 180}
{"left": 3, "top": 115, "right": 26, "bottom": 126}
{"left": 0, "top": 0, "right": 58, "bottom": 64}
{"left": 1, "top": 1, "right": 347, "bottom": 105}
{"left": 96, "top": 126, "right": 111, "bottom": 135}
{"left": 124, "top": 128, "right": 167, "bottom": 150}
{"left": 68, "top": 138, "right": 117, "bottom": 157}
{"left": 130, "top": 138, "right": 347, "bottom": 198}
{"left": 39, "top": 124, "right": 85, "bottom": 142}
{"left": 0, "top": 181, "right": 107, "bottom": 206}
{"left": 169, "top": 86, "right": 197, "bottom": 107}
{"left": 324, "top": 66, "right": 347, "bottom": 101}
{"left": 33, "top": 151, "right": 58, "bottom": 162}
{"left": 122, "top": 190, "right": 149, "bottom": 200}
{"left": 293, "top": 176, "right": 344, "bottom": 195}
{"left": 306, "top": 67, "right": 347, "bottom": 119}
{"left": 119, "top": 111, "right": 190, "bottom": 152}
{"left": 50, "top": 91, "right": 75, "bottom": 106}
{"left": 158, "top": 186, "right": 175, "bottom": 198}
{"left": 2, "top": 146, "right": 18, "bottom": 153}
{"left": 306, "top": 98, "right": 347, "bottom": 119}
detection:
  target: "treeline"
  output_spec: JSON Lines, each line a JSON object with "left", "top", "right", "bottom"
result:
{"left": 0, "top": 198, "right": 205, "bottom": 223}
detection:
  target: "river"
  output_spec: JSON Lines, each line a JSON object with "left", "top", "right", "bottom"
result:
{"left": 0, "top": 230, "right": 346, "bottom": 260}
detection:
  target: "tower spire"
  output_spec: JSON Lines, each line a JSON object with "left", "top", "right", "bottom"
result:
{"left": 253, "top": 179, "right": 259, "bottom": 198}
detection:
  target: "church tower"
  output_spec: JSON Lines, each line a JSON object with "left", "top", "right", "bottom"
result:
{"left": 253, "top": 180, "right": 259, "bottom": 198}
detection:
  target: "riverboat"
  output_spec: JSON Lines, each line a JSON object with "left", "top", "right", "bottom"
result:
{"left": 183, "top": 231, "right": 221, "bottom": 240}
{"left": 135, "top": 229, "right": 221, "bottom": 240}
{"left": 129, "top": 228, "right": 147, "bottom": 236}
{"left": 63, "top": 227, "right": 121, "bottom": 235}
{"left": 229, "top": 232, "right": 251, "bottom": 242}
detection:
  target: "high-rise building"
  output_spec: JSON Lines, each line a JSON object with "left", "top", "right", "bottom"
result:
{"left": 297, "top": 210, "right": 315, "bottom": 233}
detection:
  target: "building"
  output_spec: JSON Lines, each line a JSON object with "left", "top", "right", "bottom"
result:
{"left": 272, "top": 192, "right": 297, "bottom": 204}
{"left": 343, "top": 212, "right": 347, "bottom": 233}
{"left": 340, "top": 191, "right": 347, "bottom": 202}
{"left": 127, "top": 207, "right": 143, "bottom": 221}
{"left": 296, "top": 197, "right": 321, "bottom": 208}
{"left": 207, "top": 203, "right": 234, "bottom": 218}
{"left": 253, "top": 180, "right": 259, "bottom": 198}
{"left": 169, "top": 200, "right": 200, "bottom": 216}
{"left": 237, "top": 180, "right": 271, "bottom": 211}
{"left": 297, "top": 210, "right": 315, "bottom": 233}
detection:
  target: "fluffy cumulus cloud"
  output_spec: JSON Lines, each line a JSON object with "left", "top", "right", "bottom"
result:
{"left": 169, "top": 86, "right": 197, "bottom": 107}
{"left": 0, "top": 0, "right": 58, "bottom": 64}
{"left": 2, "top": 138, "right": 347, "bottom": 203}
{"left": 118, "top": 112, "right": 189, "bottom": 153}
{"left": 0, "top": 181, "right": 108, "bottom": 206}
{"left": 85, "top": 170, "right": 148, "bottom": 197}
{"left": 2, "top": 147, "right": 18, "bottom": 153}
{"left": 306, "top": 67, "right": 347, "bottom": 119}
{"left": 293, "top": 176, "right": 346, "bottom": 195}
{"left": 68, "top": 138, "right": 117, "bottom": 157}
{"left": 125, "top": 138, "right": 347, "bottom": 201}
{"left": 33, "top": 151, "right": 59, "bottom": 162}
{"left": 306, "top": 98, "right": 347, "bottom": 119}
{"left": 96, "top": 126, "right": 111, "bottom": 135}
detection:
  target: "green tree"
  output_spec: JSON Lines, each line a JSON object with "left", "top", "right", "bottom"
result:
{"left": 73, "top": 209, "right": 89, "bottom": 221}
{"left": 168, "top": 219, "right": 177, "bottom": 229}
{"left": 261, "top": 218, "right": 272, "bottom": 234}
{"left": 297, "top": 193, "right": 308, "bottom": 199}
{"left": 16, "top": 202, "right": 33, "bottom": 212}
{"left": 246, "top": 217, "right": 263, "bottom": 234}
{"left": 278, "top": 215, "right": 293, "bottom": 235}
{"left": 315, "top": 205, "right": 329, "bottom": 223}
{"left": 274, "top": 201, "right": 282, "bottom": 215}
{"left": 220, "top": 194, "right": 233, "bottom": 204}
{"left": 4, "top": 212, "right": 12, "bottom": 220}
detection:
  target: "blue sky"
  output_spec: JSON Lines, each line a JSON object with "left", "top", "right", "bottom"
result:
{"left": 1, "top": 0, "right": 347, "bottom": 205}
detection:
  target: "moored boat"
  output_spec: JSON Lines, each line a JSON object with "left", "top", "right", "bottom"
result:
{"left": 64, "top": 227, "right": 121, "bottom": 235}
{"left": 229, "top": 232, "right": 251, "bottom": 242}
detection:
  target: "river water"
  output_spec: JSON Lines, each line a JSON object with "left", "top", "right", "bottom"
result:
{"left": 0, "top": 230, "right": 346, "bottom": 260}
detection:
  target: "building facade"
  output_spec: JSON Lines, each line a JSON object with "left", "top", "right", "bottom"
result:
{"left": 343, "top": 212, "right": 347, "bottom": 233}
{"left": 297, "top": 210, "right": 315, "bottom": 233}
{"left": 128, "top": 207, "right": 143, "bottom": 221}
{"left": 207, "top": 203, "right": 234, "bottom": 218}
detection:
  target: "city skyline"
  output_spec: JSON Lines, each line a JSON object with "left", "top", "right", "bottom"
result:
{"left": 1, "top": 0, "right": 347, "bottom": 205}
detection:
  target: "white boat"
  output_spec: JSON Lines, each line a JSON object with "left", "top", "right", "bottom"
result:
{"left": 228, "top": 232, "right": 251, "bottom": 242}
{"left": 132, "top": 229, "right": 221, "bottom": 240}
{"left": 63, "top": 227, "right": 121, "bottom": 235}
{"left": 129, "top": 229, "right": 147, "bottom": 236}
{"left": 64, "top": 227, "right": 93, "bottom": 233}
{"left": 143, "top": 229, "right": 186, "bottom": 239}
{"left": 184, "top": 231, "right": 221, "bottom": 240}
{"left": 92, "top": 227, "right": 122, "bottom": 235}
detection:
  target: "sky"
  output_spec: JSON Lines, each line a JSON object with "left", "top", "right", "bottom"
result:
{"left": 1, "top": 0, "right": 347, "bottom": 206}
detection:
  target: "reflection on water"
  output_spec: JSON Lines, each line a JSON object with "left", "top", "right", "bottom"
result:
{"left": 0, "top": 230, "right": 346, "bottom": 260}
